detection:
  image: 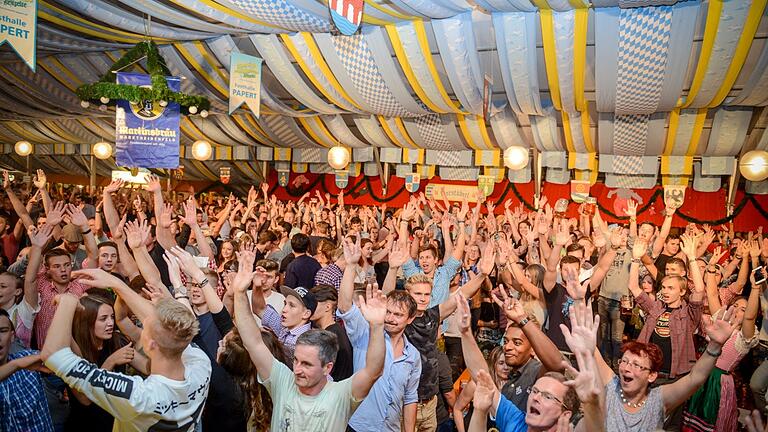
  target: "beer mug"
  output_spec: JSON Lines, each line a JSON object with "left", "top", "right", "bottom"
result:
{"left": 620, "top": 295, "right": 634, "bottom": 315}
{"left": 554, "top": 198, "right": 569, "bottom": 218}
{"left": 584, "top": 197, "right": 596, "bottom": 216}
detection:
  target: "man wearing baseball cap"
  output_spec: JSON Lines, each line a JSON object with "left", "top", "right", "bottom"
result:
{"left": 251, "top": 284, "right": 316, "bottom": 362}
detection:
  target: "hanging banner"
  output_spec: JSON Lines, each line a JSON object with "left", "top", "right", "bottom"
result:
{"left": 478, "top": 175, "right": 495, "bottom": 197}
{"left": 115, "top": 73, "right": 180, "bottom": 169}
{"left": 334, "top": 170, "right": 349, "bottom": 188}
{"left": 663, "top": 184, "right": 687, "bottom": 209}
{"left": 277, "top": 170, "right": 290, "bottom": 187}
{"left": 229, "top": 52, "right": 262, "bottom": 117}
{"left": 425, "top": 184, "right": 483, "bottom": 203}
{"left": 405, "top": 173, "right": 420, "bottom": 193}
{"left": 220, "top": 167, "right": 231, "bottom": 184}
{"left": 570, "top": 180, "right": 591, "bottom": 203}
{"left": 0, "top": 0, "right": 37, "bottom": 71}
{"left": 327, "top": 0, "right": 364, "bottom": 36}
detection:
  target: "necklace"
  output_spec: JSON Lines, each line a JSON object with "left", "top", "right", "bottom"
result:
{"left": 619, "top": 388, "right": 647, "bottom": 408}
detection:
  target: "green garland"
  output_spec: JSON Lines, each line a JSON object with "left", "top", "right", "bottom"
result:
{"left": 75, "top": 41, "right": 210, "bottom": 115}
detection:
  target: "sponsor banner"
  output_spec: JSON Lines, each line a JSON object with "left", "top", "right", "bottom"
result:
{"left": 115, "top": 73, "right": 180, "bottom": 168}
{"left": 570, "top": 180, "right": 591, "bottom": 203}
{"left": 0, "top": 0, "right": 37, "bottom": 70}
{"left": 425, "top": 184, "right": 482, "bottom": 203}
{"left": 229, "top": 52, "right": 262, "bottom": 116}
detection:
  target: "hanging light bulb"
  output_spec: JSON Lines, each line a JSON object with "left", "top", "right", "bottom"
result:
{"left": 200, "top": 110, "right": 209, "bottom": 118}
{"left": 99, "top": 96, "right": 110, "bottom": 104}
{"left": 14, "top": 140, "right": 32, "bottom": 156}
{"left": 188, "top": 106, "right": 198, "bottom": 114}
{"left": 191, "top": 140, "right": 212, "bottom": 161}
{"left": 80, "top": 100, "right": 90, "bottom": 108}
{"left": 328, "top": 146, "right": 350, "bottom": 170}
{"left": 92, "top": 141, "right": 113, "bottom": 160}
{"left": 159, "top": 100, "right": 168, "bottom": 107}
{"left": 503, "top": 146, "right": 529, "bottom": 170}
{"left": 740, "top": 150, "right": 768, "bottom": 182}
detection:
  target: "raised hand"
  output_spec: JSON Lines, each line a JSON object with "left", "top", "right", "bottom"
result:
{"left": 560, "top": 300, "right": 599, "bottom": 355}
{"left": 111, "top": 214, "right": 127, "bottom": 240}
{"left": 33, "top": 169, "right": 46, "bottom": 189}
{"left": 744, "top": 409, "right": 768, "bottom": 432}
{"left": 145, "top": 174, "right": 162, "bottom": 193}
{"left": 705, "top": 306, "right": 737, "bottom": 346}
{"left": 456, "top": 290, "right": 472, "bottom": 334}
{"left": 103, "top": 179, "right": 124, "bottom": 194}
{"left": 142, "top": 283, "right": 171, "bottom": 304}
{"left": 478, "top": 241, "right": 497, "bottom": 274}
{"left": 232, "top": 250, "right": 256, "bottom": 293}
{"left": 593, "top": 229, "right": 606, "bottom": 249}
{"left": 554, "top": 219, "right": 570, "bottom": 246}
{"left": 159, "top": 203, "right": 174, "bottom": 229}
{"left": 2, "top": 170, "right": 10, "bottom": 189}
{"left": 562, "top": 349, "right": 601, "bottom": 405}
{"left": 388, "top": 242, "right": 410, "bottom": 268}
{"left": 168, "top": 246, "right": 200, "bottom": 276}
{"left": 342, "top": 236, "right": 362, "bottom": 266}
{"left": 162, "top": 252, "right": 184, "bottom": 289}
{"left": 47, "top": 201, "right": 66, "bottom": 226}
{"left": 709, "top": 246, "right": 726, "bottom": 266}
{"left": 473, "top": 370, "right": 498, "bottom": 413}
{"left": 680, "top": 233, "right": 699, "bottom": 260}
{"left": 490, "top": 285, "right": 527, "bottom": 323}
{"left": 457, "top": 198, "right": 469, "bottom": 221}
{"left": 67, "top": 204, "right": 88, "bottom": 228}
{"left": 563, "top": 266, "right": 588, "bottom": 300}
{"left": 182, "top": 198, "right": 197, "bottom": 227}
{"left": 358, "top": 282, "right": 386, "bottom": 326}
{"left": 124, "top": 219, "right": 150, "bottom": 249}
{"left": 749, "top": 240, "right": 762, "bottom": 259}
{"left": 632, "top": 238, "right": 648, "bottom": 260}
{"left": 625, "top": 199, "right": 638, "bottom": 218}
{"left": 28, "top": 224, "right": 54, "bottom": 248}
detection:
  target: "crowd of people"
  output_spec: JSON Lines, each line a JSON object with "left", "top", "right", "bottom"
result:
{"left": 0, "top": 168, "right": 767, "bottom": 432}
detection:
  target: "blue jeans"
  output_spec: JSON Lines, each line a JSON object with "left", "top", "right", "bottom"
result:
{"left": 598, "top": 296, "right": 625, "bottom": 368}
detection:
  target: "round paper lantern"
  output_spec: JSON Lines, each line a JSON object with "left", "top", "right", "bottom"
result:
{"left": 740, "top": 150, "right": 768, "bottom": 182}
{"left": 189, "top": 106, "right": 198, "bottom": 114}
{"left": 191, "top": 140, "right": 212, "bottom": 161}
{"left": 503, "top": 146, "right": 528, "bottom": 170}
{"left": 328, "top": 146, "right": 350, "bottom": 170}
{"left": 14, "top": 140, "right": 32, "bottom": 156}
{"left": 99, "top": 97, "right": 110, "bottom": 104}
{"left": 200, "top": 110, "right": 209, "bottom": 118}
{"left": 92, "top": 141, "right": 113, "bottom": 160}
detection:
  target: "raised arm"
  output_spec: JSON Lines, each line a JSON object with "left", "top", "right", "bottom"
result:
{"left": 704, "top": 247, "right": 726, "bottom": 314}
{"left": 559, "top": 300, "right": 605, "bottom": 432}
{"left": 452, "top": 200, "right": 469, "bottom": 261}
{"left": 439, "top": 243, "right": 495, "bottom": 320}
{"left": 651, "top": 207, "right": 675, "bottom": 258}
{"left": 661, "top": 306, "right": 736, "bottom": 413}
{"left": 24, "top": 224, "right": 55, "bottom": 309}
{"left": 72, "top": 269, "right": 155, "bottom": 324}
{"left": 742, "top": 271, "right": 764, "bottom": 340}
{"left": 543, "top": 220, "right": 569, "bottom": 292}
{"left": 68, "top": 204, "right": 98, "bottom": 264}
{"left": 383, "top": 241, "right": 410, "bottom": 296}
{"left": 2, "top": 171, "right": 35, "bottom": 229}
{"left": 231, "top": 249, "right": 274, "bottom": 382}
{"left": 146, "top": 175, "right": 176, "bottom": 251}
{"left": 124, "top": 219, "right": 163, "bottom": 288}
{"left": 628, "top": 239, "right": 647, "bottom": 298}
{"left": 182, "top": 198, "right": 215, "bottom": 261}
{"left": 350, "top": 282, "right": 386, "bottom": 400}
{"left": 456, "top": 293, "right": 490, "bottom": 379}
{"left": 170, "top": 246, "right": 223, "bottom": 313}
{"left": 680, "top": 234, "right": 704, "bottom": 302}
{"left": 101, "top": 180, "right": 124, "bottom": 233}
{"left": 339, "top": 236, "right": 361, "bottom": 312}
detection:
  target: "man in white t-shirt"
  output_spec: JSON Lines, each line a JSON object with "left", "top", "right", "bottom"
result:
{"left": 41, "top": 269, "right": 211, "bottom": 432}
{"left": 231, "top": 249, "right": 386, "bottom": 432}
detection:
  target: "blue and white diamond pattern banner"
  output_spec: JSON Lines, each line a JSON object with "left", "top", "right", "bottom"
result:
{"left": 615, "top": 6, "right": 672, "bottom": 115}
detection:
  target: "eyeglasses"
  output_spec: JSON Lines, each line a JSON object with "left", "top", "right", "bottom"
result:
{"left": 528, "top": 386, "right": 566, "bottom": 408}
{"left": 618, "top": 358, "right": 651, "bottom": 371}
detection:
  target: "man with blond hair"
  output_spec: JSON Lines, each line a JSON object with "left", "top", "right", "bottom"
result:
{"left": 41, "top": 269, "right": 211, "bottom": 432}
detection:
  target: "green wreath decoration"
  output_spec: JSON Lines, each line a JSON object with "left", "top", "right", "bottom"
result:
{"left": 75, "top": 41, "right": 210, "bottom": 116}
